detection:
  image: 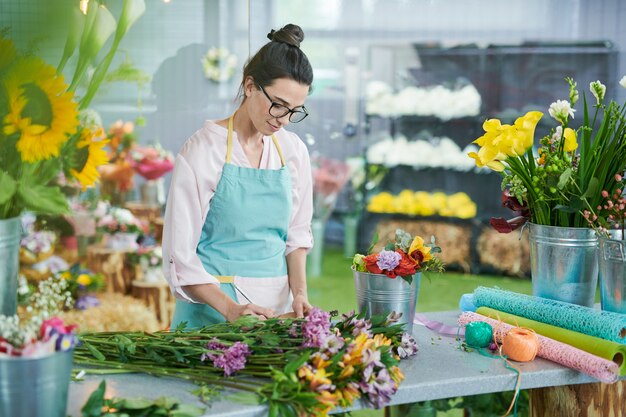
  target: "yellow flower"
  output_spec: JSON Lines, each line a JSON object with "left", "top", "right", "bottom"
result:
{"left": 60, "top": 271, "right": 72, "bottom": 280}
{"left": 3, "top": 57, "right": 79, "bottom": 162}
{"left": 389, "top": 365, "right": 405, "bottom": 384}
{"left": 513, "top": 111, "right": 543, "bottom": 152}
{"left": 77, "top": 274, "right": 92, "bottom": 286}
{"left": 70, "top": 129, "right": 109, "bottom": 190}
{"left": 338, "top": 364, "right": 354, "bottom": 380}
{"left": 408, "top": 236, "right": 432, "bottom": 267}
{"left": 563, "top": 127, "right": 578, "bottom": 152}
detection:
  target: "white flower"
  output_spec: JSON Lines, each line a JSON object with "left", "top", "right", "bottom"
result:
{"left": 590, "top": 80, "right": 606, "bottom": 104}
{"left": 620, "top": 75, "right": 626, "bottom": 89}
{"left": 548, "top": 100, "right": 575, "bottom": 124}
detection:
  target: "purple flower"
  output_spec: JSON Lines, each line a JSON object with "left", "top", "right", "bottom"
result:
{"left": 350, "top": 318, "right": 372, "bottom": 338}
{"left": 302, "top": 307, "right": 331, "bottom": 348}
{"left": 376, "top": 250, "right": 401, "bottom": 271}
{"left": 395, "top": 333, "right": 418, "bottom": 359}
{"left": 320, "top": 331, "right": 345, "bottom": 355}
{"left": 360, "top": 365, "right": 397, "bottom": 409}
{"left": 55, "top": 333, "right": 78, "bottom": 352}
{"left": 201, "top": 340, "right": 251, "bottom": 376}
{"left": 75, "top": 295, "right": 101, "bottom": 311}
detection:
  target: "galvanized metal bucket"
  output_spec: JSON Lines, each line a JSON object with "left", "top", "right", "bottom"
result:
{"left": 598, "top": 230, "right": 626, "bottom": 313}
{"left": 0, "top": 350, "right": 74, "bottom": 417}
{"left": 528, "top": 223, "right": 598, "bottom": 307}
{"left": 353, "top": 267, "right": 421, "bottom": 334}
{"left": 0, "top": 217, "right": 22, "bottom": 316}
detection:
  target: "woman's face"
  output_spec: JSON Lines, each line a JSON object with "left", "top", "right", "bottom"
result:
{"left": 245, "top": 77, "right": 309, "bottom": 135}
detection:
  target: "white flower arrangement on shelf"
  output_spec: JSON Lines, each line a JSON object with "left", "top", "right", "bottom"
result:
{"left": 366, "top": 133, "right": 480, "bottom": 172}
{"left": 201, "top": 47, "right": 238, "bottom": 83}
{"left": 365, "top": 80, "right": 482, "bottom": 120}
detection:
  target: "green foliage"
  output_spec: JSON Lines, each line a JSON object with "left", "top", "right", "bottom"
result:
{"left": 81, "top": 380, "right": 205, "bottom": 417}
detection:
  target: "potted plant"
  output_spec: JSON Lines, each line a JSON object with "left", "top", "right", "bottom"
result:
{"left": 468, "top": 76, "right": 626, "bottom": 307}
{"left": 351, "top": 229, "right": 444, "bottom": 333}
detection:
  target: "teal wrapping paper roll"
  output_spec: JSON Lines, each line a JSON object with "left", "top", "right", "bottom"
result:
{"left": 473, "top": 287, "right": 626, "bottom": 344}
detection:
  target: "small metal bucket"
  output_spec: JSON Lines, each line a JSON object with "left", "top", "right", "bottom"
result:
{"left": 353, "top": 267, "right": 421, "bottom": 334}
{"left": 0, "top": 217, "right": 22, "bottom": 316}
{"left": 0, "top": 350, "right": 74, "bottom": 417}
{"left": 598, "top": 230, "right": 626, "bottom": 313}
{"left": 529, "top": 223, "right": 598, "bottom": 307}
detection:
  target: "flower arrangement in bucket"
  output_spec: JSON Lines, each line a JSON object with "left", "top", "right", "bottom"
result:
{"left": 351, "top": 229, "right": 444, "bottom": 332}
{"left": 0, "top": 275, "right": 78, "bottom": 417}
{"left": 468, "top": 76, "right": 626, "bottom": 307}
{"left": 583, "top": 173, "right": 626, "bottom": 313}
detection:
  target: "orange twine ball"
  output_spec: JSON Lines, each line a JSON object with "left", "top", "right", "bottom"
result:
{"left": 502, "top": 327, "right": 539, "bottom": 362}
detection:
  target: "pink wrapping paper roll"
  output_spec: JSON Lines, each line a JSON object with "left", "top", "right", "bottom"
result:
{"left": 458, "top": 312, "right": 619, "bottom": 384}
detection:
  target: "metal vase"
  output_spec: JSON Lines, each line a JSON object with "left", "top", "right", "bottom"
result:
{"left": 528, "top": 223, "right": 598, "bottom": 307}
{"left": 598, "top": 230, "right": 626, "bottom": 313}
{"left": 353, "top": 268, "right": 421, "bottom": 334}
{"left": 0, "top": 217, "right": 22, "bottom": 316}
{"left": 0, "top": 350, "right": 74, "bottom": 417}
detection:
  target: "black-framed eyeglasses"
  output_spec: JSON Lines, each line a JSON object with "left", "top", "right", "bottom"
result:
{"left": 257, "top": 84, "right": 309, "bottom": 123}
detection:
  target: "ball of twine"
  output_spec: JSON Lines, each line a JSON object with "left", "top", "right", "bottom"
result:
{"left": 502, "top": 327, "right": 539, "bottom": 362}
{"left": 465, "top": 321, "right": 493, "bottom": 348}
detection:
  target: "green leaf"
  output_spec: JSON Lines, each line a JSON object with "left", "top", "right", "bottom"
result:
{"left": 170, "top": 403, "right": 206, "bottom": 417}
{"left": 0, "top": 171, "right": 17, "bottom": 205}
{"left": 401, "top": 274, "right": 413, "bottom": 285}
{"left": 15, "top": 183, "right": 69, "bottom": 215}
{"left": 367, "top": 232, "right": 379, "bottom": 254}
{"left": 583, "top": 177, "right": 600, "bottom": 198}
{"left": 116, "top": 398, "right": 153, "bottom": 410}
{"left": 81, "top": 380, "right": 106, "bottom": 417}
{"left": 557, "top": 167, "right": 572, "bottom": 189}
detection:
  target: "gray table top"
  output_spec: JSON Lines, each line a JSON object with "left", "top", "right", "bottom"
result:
{"left": 66, "top": 311, "right": 601, "bottom": 417}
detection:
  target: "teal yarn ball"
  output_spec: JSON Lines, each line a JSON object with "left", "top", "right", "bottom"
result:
{"left": 465, "top": 321, "right": 493, "bottom": 348}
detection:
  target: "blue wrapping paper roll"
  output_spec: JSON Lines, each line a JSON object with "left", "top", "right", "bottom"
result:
{"left": 473, "top": 287, "right": 626, "bottom": 344}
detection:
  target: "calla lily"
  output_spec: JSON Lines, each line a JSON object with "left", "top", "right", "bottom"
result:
{"left": 69, "top": 4, "right": 116, "bottom": 91}
{"left": 563, "top": 127, "right": 578, "bottom": 152}
{"left": 116, "top": 0, "right": 146, "bottom": 40}
{"left": 57, "top": 7, "right": 85, "bottom": 73}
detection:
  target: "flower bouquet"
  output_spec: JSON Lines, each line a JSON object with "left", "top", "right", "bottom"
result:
{"left": 99, "top": 119, "right": 138, "bottom": 201}
{"left": 74, "top": 309, "right": 417, "bottom": 415}
{"left": 127, "top": 245, "right": 163, "bottom": 282}
{"left": 351, "top": 229, "right": 444, "bottom": 333}
{"left": 130, "top": 144, "right": 174, "bottom": 181}
{"left": 469, "top": 77, "right": 626, "bottom": 231}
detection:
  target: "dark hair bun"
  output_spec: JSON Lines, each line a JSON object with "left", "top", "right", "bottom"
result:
{"left": 267, "top": 24, "right": 304, "bottom": 48}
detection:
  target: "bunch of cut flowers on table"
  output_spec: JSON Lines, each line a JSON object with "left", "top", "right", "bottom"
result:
{"left": 73, "top": 308, "right": 419, "bottom": 416}
{"left": 468, "top": 76, "right": 626, "bottom": 232}
{"left": 0, "top": 275, "right": 77, "bottom": 357}
{"left": 352, "top": 229, "right": 445, "bottom": 284}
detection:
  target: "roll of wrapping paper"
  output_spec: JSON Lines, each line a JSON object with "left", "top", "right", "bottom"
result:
{"left": 473, "top": 287, "right": 626, "bottom": 344}
{"left": 477, "top": 307, "right": 626, "bottom": 376}
{"left": 459, "top": 312, "right": 619, "bottom": 384}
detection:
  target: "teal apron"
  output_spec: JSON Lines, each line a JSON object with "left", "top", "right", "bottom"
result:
{"left": 171, "top": 115, "right": 292, "bottom": 330}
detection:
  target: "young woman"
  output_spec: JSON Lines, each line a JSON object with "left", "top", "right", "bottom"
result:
{"left": 162, "top": 24, "right": 314, "bottom": 329}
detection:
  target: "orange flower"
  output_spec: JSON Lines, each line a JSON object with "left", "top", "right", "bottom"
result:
{"left": 408, "top": 236, "right": 432, "bottom": 268}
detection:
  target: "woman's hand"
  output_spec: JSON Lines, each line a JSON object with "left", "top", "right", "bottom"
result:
{"left": 225, "top": 302, "right": 275, "bottom": 322}
{"left": 292, "top": 293, "right": 311, "bottom": 318}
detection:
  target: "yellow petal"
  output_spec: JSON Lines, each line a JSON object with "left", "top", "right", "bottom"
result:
{"left": 563, "top": 127, "right": 578, "bottom": 152}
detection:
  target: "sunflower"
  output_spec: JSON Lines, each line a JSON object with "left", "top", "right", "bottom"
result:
{"left": 69, "top": 128, "right": 110, "bottom": 190}
{"left": 2, "top": 56, "right": 78, "bottom": 162}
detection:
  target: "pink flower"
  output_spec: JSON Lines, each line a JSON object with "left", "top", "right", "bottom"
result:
{"left": 40, "top": 317, "right": 77, "bottom": 339}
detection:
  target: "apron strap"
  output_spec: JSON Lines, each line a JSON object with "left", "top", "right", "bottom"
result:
{"left": 226, "top": 114, "right": 286, "bottom": 167}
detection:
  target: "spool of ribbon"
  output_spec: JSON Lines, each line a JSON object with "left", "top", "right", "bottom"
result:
{"left": 465, "top": 321, "right": 493, "bottom": 348}
{"left": 502, "top": 327, "right": 539, "bottom": 362}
